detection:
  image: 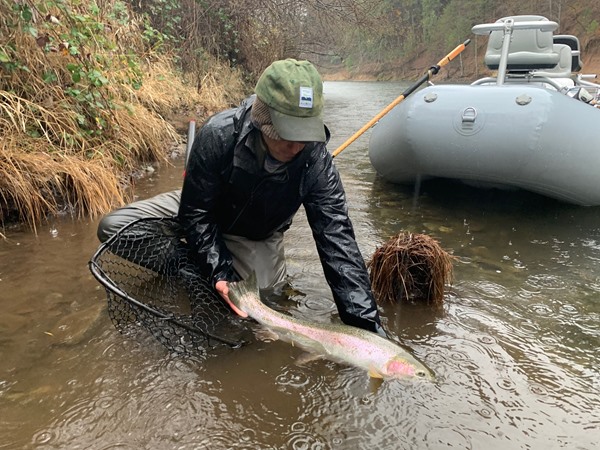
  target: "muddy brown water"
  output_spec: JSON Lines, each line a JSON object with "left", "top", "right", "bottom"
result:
{"left": 1, "top": 81, "right": 599, "bottom": 449}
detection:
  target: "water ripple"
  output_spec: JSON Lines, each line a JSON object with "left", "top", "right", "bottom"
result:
{"left": 470, "top": 281, "right": 510, "bottom": 299}
{"left": 424, "top": 427, "right": 473, "bottom": 449}
{"left": 496, "top": 377, "right": 517, "bottom": 393}
{"left": 529, "top": 303, "right": 553, "bottom": 316}
{"left": 276, "top": 365, "right": 313, "bottom": 390}
{"left": 32, "top": 429, "right": 56, "bottom": 446}
{"left": 285, "top": 429, "right": 329, "bottom": 450}
{"left": 525, "top": 274, "right": 566, "bottom": 290}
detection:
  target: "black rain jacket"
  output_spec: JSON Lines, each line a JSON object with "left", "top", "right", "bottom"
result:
{"left": 178, "top": 96, "right": 383, "bottom": 335}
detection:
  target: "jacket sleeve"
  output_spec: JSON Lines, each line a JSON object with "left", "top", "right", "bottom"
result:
{"left": 303, "top": 152, "right": 385, "bottom": 336}
{"left": 177, "top": 120, "right": 238, "bottom": 285}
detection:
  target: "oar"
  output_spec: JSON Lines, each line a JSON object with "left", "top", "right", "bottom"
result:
{"left": 331, "top": 39, "right": 471, "bottom": 158}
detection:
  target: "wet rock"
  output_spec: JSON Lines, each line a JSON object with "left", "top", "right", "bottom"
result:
{"left": 423, "top": 222, "right": 453, "bottom": 233}
{"left": 170, "top": 142, "right": 186, "bottom": 159}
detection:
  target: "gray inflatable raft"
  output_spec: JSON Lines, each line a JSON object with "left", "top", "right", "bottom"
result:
{"left": 369, "top": 15, "right": 600, "bottom": 206}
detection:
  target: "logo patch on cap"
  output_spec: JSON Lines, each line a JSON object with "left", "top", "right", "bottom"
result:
{"left": 299, "top": 86, "right": 313, "bottom": 109}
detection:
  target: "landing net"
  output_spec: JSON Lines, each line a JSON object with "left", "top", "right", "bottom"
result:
{"left": 89, "top": 217, "right": 247, "bottom": 354}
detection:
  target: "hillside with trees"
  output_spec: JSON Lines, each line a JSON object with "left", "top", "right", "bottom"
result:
{"left": 1, "top": 0, "right": 599, "bottom": 229}
{"left": 312, "top": 0, "right": 600, "bottom": 79}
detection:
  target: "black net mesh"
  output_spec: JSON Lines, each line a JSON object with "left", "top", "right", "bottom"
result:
{"left": 89, "top": 217, "right": 249, "bottom": 354}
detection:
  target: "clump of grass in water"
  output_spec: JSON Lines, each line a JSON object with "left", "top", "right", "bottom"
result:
{"left": 368, "top": 232, "right": 455, "bottom": 306}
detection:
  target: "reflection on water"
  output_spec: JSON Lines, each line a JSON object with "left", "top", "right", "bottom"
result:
{"left": 1, "top": 81, "right": 599, "bottom": 449}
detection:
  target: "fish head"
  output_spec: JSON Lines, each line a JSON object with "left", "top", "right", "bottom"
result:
{"left": 383, "top": 356, "right": 434, "bottom": 381}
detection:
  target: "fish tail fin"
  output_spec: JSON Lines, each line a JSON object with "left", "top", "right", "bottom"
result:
{"left": 228, "top": 271, "right": 259, "bottom": 310}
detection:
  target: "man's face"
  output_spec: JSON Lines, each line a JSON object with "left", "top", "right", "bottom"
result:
{"left": 262, "top": 133, "right": 306, "bottom": 163}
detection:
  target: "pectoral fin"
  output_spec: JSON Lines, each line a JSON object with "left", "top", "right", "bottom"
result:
{"left": 368, "top": 368, "right": 384, "bottom": 379}
{"left": 296, "top": 352, "right": 324, "bottom": 366}
{"left": 254, "top": 328, "right": 280, "bottom": 343}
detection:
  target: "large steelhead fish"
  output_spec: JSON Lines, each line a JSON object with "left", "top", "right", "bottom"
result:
{"left": 227, "top": 274, "right": 434, "bottom": 381}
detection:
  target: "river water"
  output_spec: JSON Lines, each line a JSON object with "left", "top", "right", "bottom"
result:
{"left": 1, "top": 81, "right": 599, "bottom": 449}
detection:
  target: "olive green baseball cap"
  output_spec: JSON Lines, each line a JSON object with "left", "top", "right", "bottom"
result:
{"left": 255, "top": 59, "right": 326, "bottom": 142}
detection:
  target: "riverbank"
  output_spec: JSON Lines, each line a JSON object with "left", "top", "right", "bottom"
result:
{"left": 0, "top": 0, "right": 252, "bottom": 234}
{"left": 0, "top": 55, "right": 247, "bottom": 234}
{"left": 322, "top": 47, "right": 600, "bottom": 83}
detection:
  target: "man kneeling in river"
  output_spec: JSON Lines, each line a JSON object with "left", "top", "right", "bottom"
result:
{"left": 97, "top": 59, "right": 385, "bottom": 337}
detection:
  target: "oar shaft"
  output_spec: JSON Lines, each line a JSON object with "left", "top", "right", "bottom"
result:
{"left": 331, "top": 95, "right": 406, "bottom": 158}
{"left": 331, "top": 39, "right": 471, "bottom": 158}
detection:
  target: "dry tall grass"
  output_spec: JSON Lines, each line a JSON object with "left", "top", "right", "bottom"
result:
{"left": 0, "top": 139, "right": 123, "bottom": 232}
{"left": 0, "top": 50, "right": 180, "bottom": 229}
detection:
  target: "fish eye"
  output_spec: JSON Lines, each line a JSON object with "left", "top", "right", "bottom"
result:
{"left": 416, "top": 370, "right": 427, "bottom": 378}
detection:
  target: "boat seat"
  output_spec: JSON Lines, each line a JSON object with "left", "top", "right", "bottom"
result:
{"left": 484, "top": 15, "right": 560, "bottom": 71}
{"left": 553, "top": 35, "right": 583, "bottom": 72}
{"left": 533, "top": 43, "right": 573, "bottom": 78}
